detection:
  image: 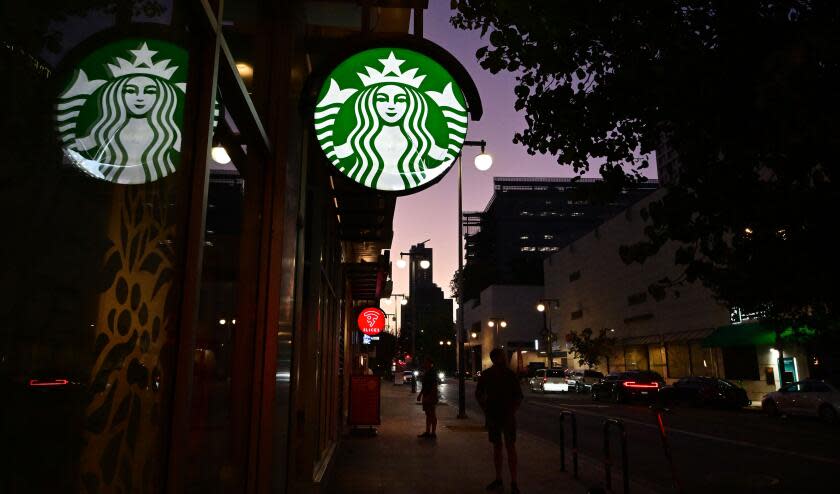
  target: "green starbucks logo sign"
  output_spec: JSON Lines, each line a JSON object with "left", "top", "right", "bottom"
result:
{"left": 314, "top": 48, "right": 469, "bottom": 192}
{"left": 55, "top": 39, "right": 188, "bottom": 184}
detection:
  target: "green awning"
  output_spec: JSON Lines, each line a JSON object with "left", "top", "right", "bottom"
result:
{"left": 702, "top": 322, "right": 812, "bottom": 348}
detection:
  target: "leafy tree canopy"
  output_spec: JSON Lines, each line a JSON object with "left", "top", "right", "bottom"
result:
{"left": 567, "top": 328, "right": 616, "bottom": 369}
{"left": 453, "top": 1, "right": 840, "bottom": 330}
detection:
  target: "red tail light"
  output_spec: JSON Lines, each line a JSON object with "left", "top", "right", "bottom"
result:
{"left": 28, "top": 378, "right": 70, "bottom": 387}
{"left": 622, "top": 381, "right": 659, "bottom": 389}
{"left": 543, "top": 377, "right": 548, "bottom": 383}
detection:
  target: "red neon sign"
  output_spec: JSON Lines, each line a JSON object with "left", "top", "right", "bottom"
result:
{"left": 357, "top": 307, "right": 386, "bottom": 336}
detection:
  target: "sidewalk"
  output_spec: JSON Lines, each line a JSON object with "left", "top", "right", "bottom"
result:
{"left": 326, "top": 381, "right": 604, "bottom": 494}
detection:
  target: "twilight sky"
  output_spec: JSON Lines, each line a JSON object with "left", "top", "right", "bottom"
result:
{"left": 390, "top": 3, "right": 656, "bottom": 304}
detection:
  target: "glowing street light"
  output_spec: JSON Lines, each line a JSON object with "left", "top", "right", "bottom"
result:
{"left": 211, "top": 145, "right": 231, "bottom": 164}
{"left": 419, "top": 259, "right": 431, "bottom": 270}
{"left": 474, "top": 152, "right": 493, "bottom": 171}
{"left": 536, "top": 303, "right": 546, "bottom": 312}
{"left": 396, "top": 258, "right": 407, "bottom": 269}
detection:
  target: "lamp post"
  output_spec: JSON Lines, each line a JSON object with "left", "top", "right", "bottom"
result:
{"left": 383, "top": 294, "right": 408, "bottom": 336}
{"left": 487, "top": 317, "right": 508, "bottom": 347}
{"left": 456, "top": 140, "right": 493, "bottom": 419}
{"left": 537, "top": 299, "right": 559, "bottom": 368}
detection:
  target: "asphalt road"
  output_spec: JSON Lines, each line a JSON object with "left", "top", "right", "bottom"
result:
{"left": 439, "top": 378, "right": 840, "bottom": 494}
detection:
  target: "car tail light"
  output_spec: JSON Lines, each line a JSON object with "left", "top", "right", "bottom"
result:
{"left": 28, "top": 378, "right": 70, "bottom": 387}
{"left": 622, "top": 381, "right": 659, "bottom": 389}
{"left": 543, "top": 377, "right": 548, "bottom": 383}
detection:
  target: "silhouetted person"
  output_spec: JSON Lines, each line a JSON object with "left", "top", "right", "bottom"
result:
{"left": 417, "top": 358, "right": 439, "bottom": 438}
{"left": 476, "top": 348, "right": 523, "bottom": 493}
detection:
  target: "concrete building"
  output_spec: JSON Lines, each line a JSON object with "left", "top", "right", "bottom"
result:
{"left": 462, "top": 284, "right": 546, "bottom": 373}
{"left": 462, "top": 177, "right": 659, "bottom": 302}
{"left": 543, "top": 190, "right": 809, "bottom": 403}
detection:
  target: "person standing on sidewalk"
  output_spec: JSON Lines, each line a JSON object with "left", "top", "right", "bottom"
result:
{"left": 476, "top": 348, "right": 523, "bottom": 494}
{"left": 416, "top": 358, "right": 439, "bottom": 438}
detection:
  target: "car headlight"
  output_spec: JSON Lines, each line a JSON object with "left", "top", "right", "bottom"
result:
{"left": 438, "top": 372, "right": 445, "bottom": 380}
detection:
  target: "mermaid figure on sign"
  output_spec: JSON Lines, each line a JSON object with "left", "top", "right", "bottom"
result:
{"left": 56, "top": 43, "right": 185, "bottom": 184}
{"left": 316, "top": 51, "right": 468, "bottom": 191}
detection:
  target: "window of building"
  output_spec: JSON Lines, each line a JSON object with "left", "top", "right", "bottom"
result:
{"left": 544, "top": 234, "right": 554, "bottom": 240}
{"left": 520, "top": 235, "right": 529, "bottom": 240}
{"left": 628, "top": 292, "right": 647, "bottom": 306}
{"left": 570, "top": 309, "right": 583, "bottom": 320}
{"left": 569, "top": 270, "right": 581, "bottom": 282}
{"left": 520, "top": 246, "right": 536, "bottom": 252}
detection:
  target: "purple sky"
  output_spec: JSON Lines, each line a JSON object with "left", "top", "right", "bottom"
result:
{"left": 390, "top": 4, "right": 656, "bottom": 302}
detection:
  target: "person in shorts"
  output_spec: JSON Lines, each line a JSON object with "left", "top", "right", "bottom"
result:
{"left": 416, "top": 358, "right": 439, "bottom": 438}
{"left": 476, "top": 348, "right": 523, "bottom": 493}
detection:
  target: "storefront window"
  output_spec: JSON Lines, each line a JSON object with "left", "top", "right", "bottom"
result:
{"left": 1, "top": 3, "right": 185, "bottom": 492}
{"left": 187, "top": 123, "right": 262, "bottom": 493}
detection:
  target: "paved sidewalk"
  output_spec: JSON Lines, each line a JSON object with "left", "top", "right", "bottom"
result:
{"left": 326, "top": 380, "right": 601, "bottom": 494}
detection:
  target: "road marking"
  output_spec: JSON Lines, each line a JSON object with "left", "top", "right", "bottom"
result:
{"left": 527, "top": 400, "right": 840, "bottom": 466}
{"left": 538, "top": 402, "right": 610, "bottom": 409}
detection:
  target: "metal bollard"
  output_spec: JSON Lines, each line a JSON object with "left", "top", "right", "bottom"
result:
{"left": 603, "top": 418, "right": 629, "bottom": 494}
{"left": 559, "top": 410, "right": 579, "bottom": 479}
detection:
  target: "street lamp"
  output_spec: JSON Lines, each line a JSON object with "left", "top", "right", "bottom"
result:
{"left": 419, "top": 259, "right": 431, "bottom": 270}
{"left": 537, "top": 299, "right": 559, "bottom": 368}
{"left": 456, "top": 139, "right": 492, "bottom": 420}
{"left": 396, "top": 258, "right": 407, "bottom": 269}
{"left": 487, "top": 317, "right": 507, "bottom": 349}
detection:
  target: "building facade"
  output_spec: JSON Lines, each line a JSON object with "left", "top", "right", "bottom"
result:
{"left": 543, "top": 189, "right": 810, "bottom": 403}
{"left": 461, "top": 284, "right": 547, "bottom": 373}
{"left": 462, "top": 177, "right": 659, "bottom": 302}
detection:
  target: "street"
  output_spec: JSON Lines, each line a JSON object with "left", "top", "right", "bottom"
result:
{"left": 439, "top": 379, "right": 840, "bottom": 493}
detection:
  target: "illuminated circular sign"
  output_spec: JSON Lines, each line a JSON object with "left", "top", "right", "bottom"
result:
{"left": 357, "top": 307, "right": 386, "bottom": 336}
{"left": 314, "top": 47, "right": 469, "bottom": 193}
{"left": 55, "top": 39, "right": 188, "bottom": 184}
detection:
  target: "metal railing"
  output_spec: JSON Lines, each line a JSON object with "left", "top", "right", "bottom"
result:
{"left": 558, "top": 410, "right": 579, "bottom": 479}
{"left": 603, "top": 418, "right": 630, "bottom": 494}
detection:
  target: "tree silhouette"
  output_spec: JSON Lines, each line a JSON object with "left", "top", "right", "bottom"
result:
{"left": 453, "top": 1, "right": 840, "bottom": 335}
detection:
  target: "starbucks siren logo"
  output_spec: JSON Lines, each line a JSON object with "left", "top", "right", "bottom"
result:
{"left": 314, "top": 48, "right": 469, "bottom": 192}
{"left": 55, "top": 39, "right": 187, "bottom": 184}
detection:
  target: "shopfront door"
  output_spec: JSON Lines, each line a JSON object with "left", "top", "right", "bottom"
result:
{"left": 782, "top": 357, "right": 798, "bottom": 385}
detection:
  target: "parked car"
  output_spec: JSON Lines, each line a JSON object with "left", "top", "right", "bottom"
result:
{"left": 761, "top": 379, "right": 840, "bottom": 424}
{"left": 565, "top": 369, "right": 605, "bottom": 393}
{"left": 528, "top": 368, "right": 568, "bottom": 393}
{"left": 659, "top": 377, "right": 751, "bottom": 408}
{"left": 591, "top": 370, "right": 665, "bottom": 402}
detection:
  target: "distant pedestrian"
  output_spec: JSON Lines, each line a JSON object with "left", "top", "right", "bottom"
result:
{"left": 476, "top": 348, "right": 523, "bottom": 493}
{"left": 416, "top": 358, "right": 439, "bottom": 438}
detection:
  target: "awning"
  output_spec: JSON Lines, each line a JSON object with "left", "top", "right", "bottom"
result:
{"left": 702, "top": 322, "right": 813, "bottom": 348}
{"left": 621, "top": 328, "right": 715, "bottom": 346}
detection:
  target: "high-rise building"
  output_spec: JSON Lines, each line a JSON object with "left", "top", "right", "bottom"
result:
{"left": 400, "top": 244, "right": 455, "bottom": 368}
{"left": 407, "top": 241, "right": 433, "bottom": 294}
{"left": 462, "top": 177, "right": 659, "bottom": 302}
